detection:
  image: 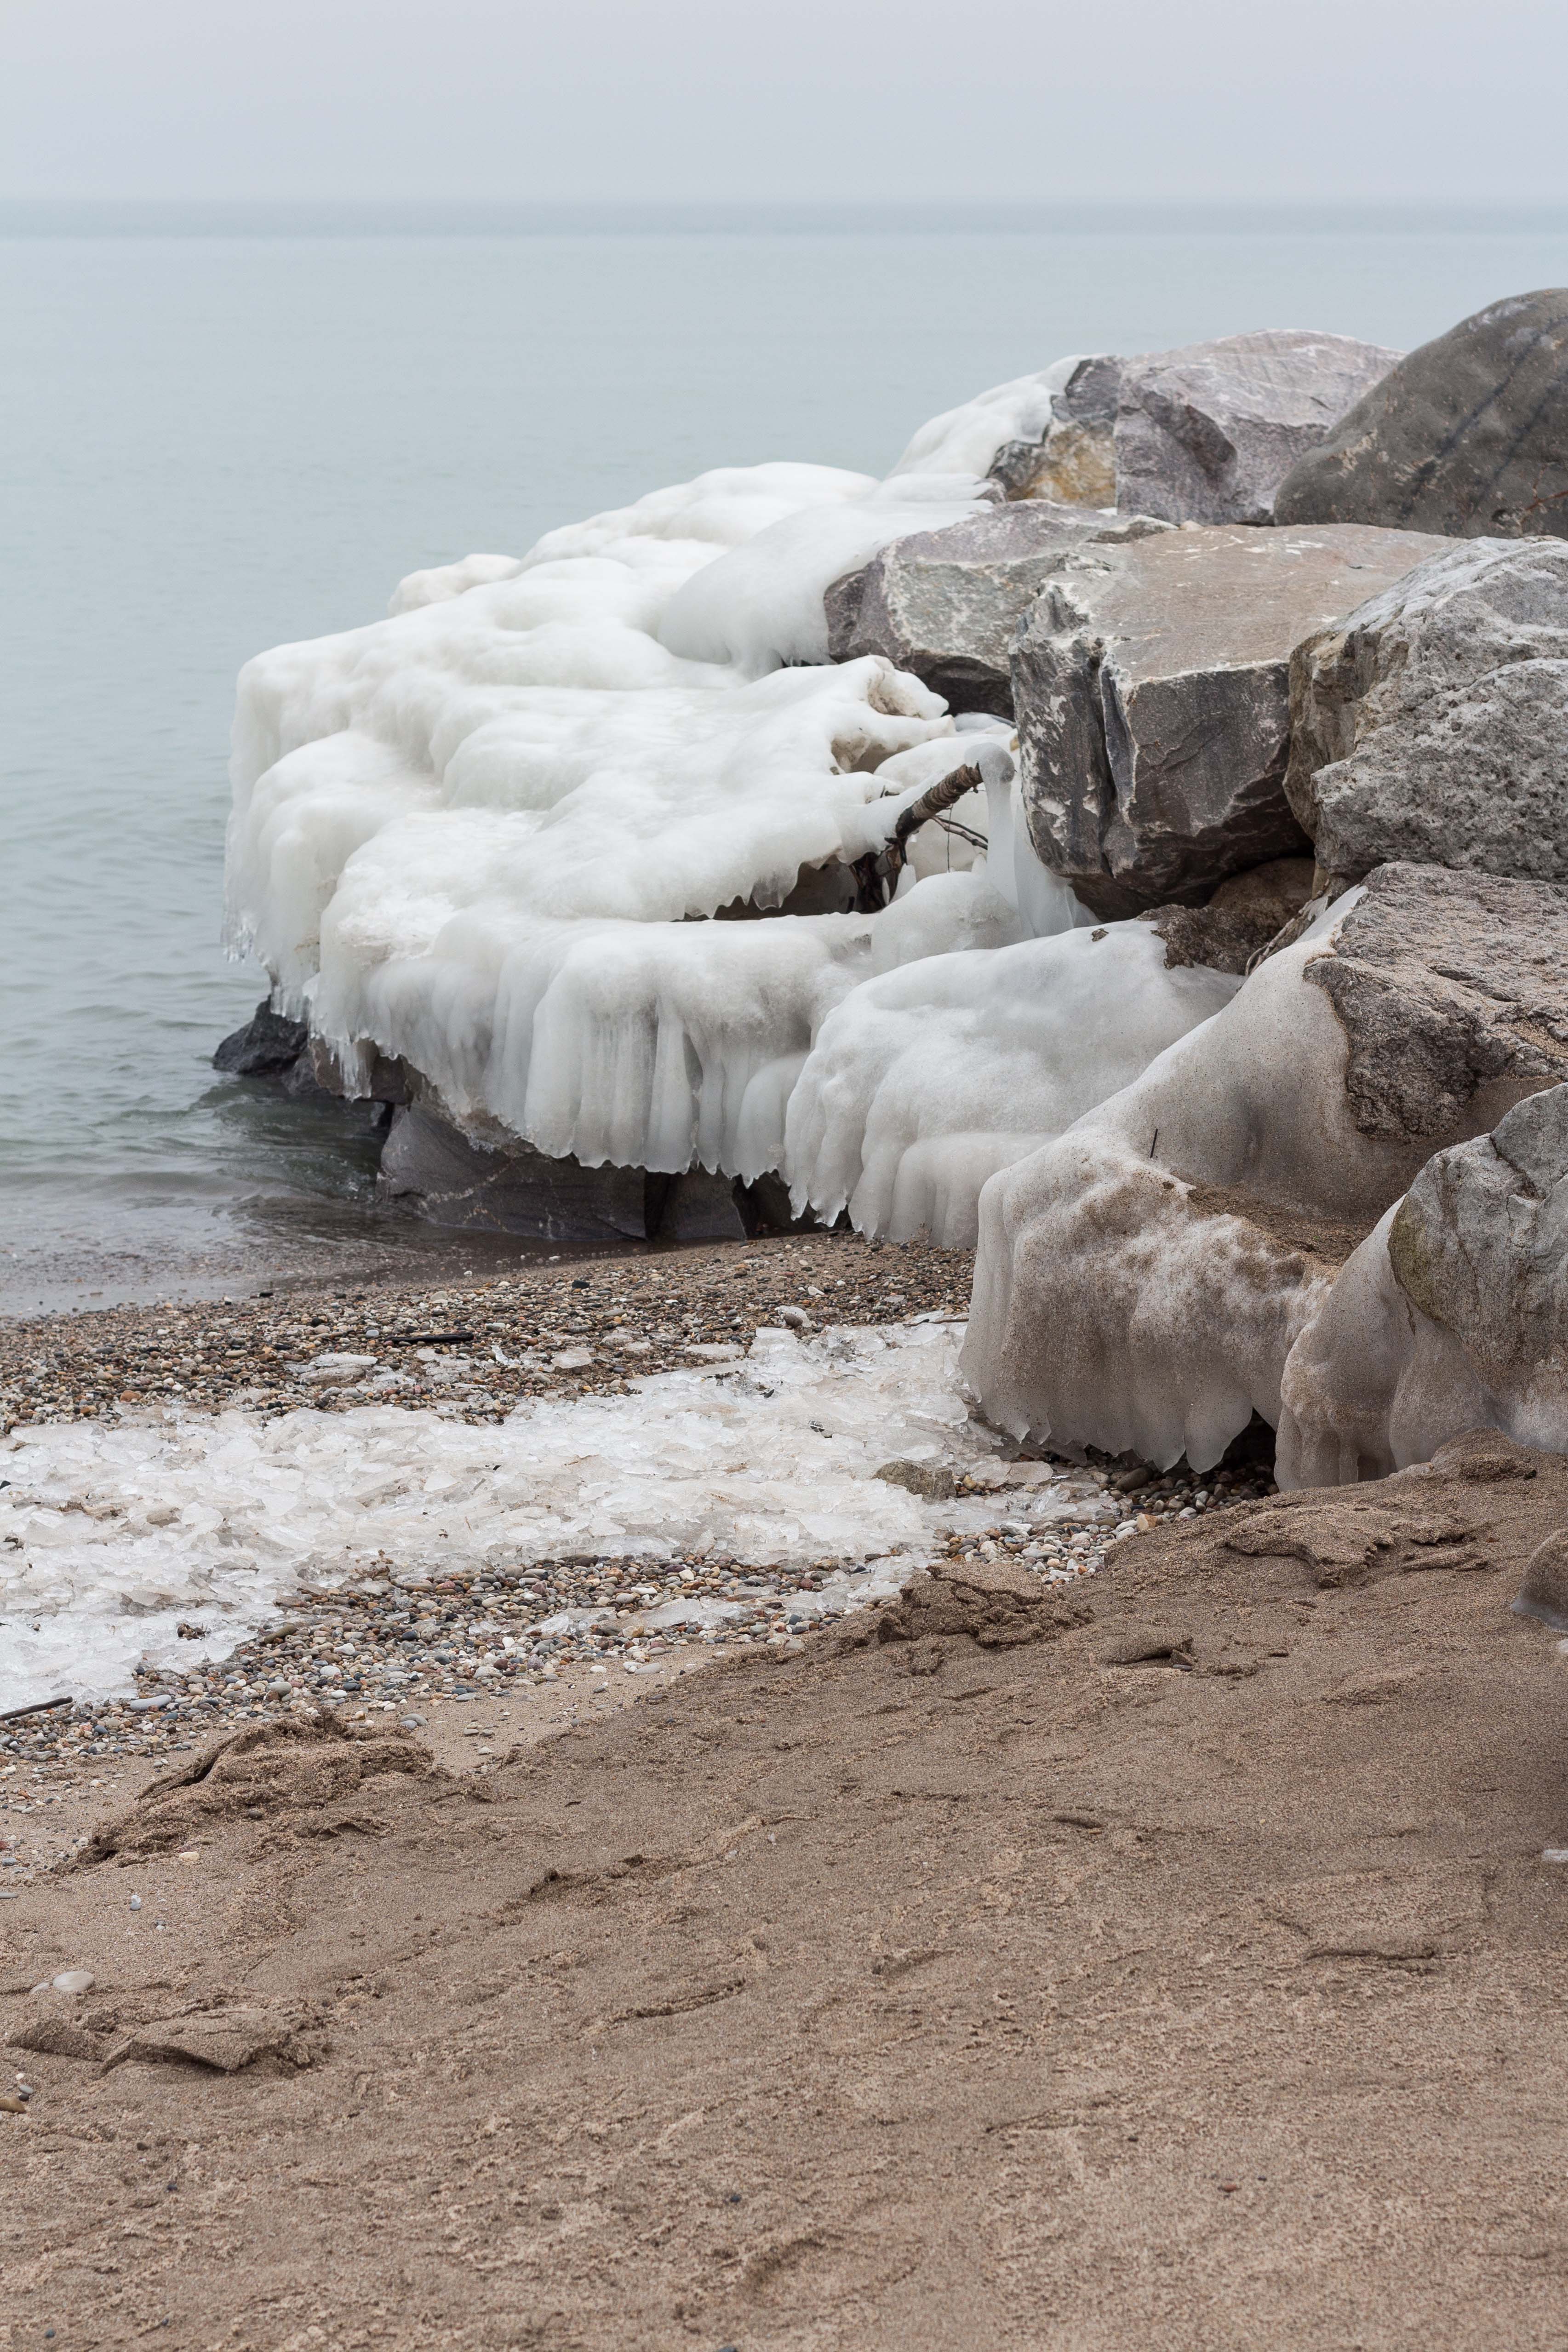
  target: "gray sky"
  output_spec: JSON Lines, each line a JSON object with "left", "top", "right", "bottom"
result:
{"left": 5, "top": 0, "right": 1567, "bottom": 206}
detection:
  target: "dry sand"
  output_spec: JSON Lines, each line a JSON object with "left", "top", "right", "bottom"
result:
{"left": 3, "top": 1427, "right": 1567, "bottom": 2348}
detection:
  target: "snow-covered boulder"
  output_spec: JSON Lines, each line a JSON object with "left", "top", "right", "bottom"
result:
{"left": 825, "top": 501, "right": 1168, "bottom": 720}
{"left": 1114, "top": 330, "right": 1402, "bottom": 526}
{"left": 1275, "top": 288, "right": 1568, "bottom": 539}
{"left": 1014, "top": 522, "right": 1454, "bottom": 917}
{"left": 1277, "top": 1085, "right": 1568, "bottom": 1485}
{"left": 1286, "top": 538, "right": 1568, "bottom": 893}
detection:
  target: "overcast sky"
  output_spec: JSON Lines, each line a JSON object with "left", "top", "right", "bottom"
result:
{"left": 4, "top": 0, "right": 1567, "bottom": 206}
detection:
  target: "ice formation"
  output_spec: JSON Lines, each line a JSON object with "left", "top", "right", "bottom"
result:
{"left": 225, "top": 366, "right": 1202, "bottom": 1217}
{"left": 958, "top": 903, "right": 1429, "bottom": 1470}
{"left": 0, "top": 1321, "right": 1013, "bottom": 1712}
{"left": 784, "top": 923, "right": 1240, "bottom": 1245}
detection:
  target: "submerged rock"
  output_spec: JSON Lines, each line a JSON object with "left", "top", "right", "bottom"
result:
{"left": 1286, "top": 538, "right": 1568, "bottom": 893}
{"left": 1113, "top": 330, "right": 1402, "bottom": 526}
{"left": 213, "top": 998, "right": 309, "bottom": 1077}
{"left": 379, "top": 1104, "right": 747, "bottom": 1242}
{"left": 1275, "top": 287, "right": 1568, "bottom": 538}
{"left": 380, "top": 1105, "right": 648, "bottom": 1241}
{"left": 824, "top": 501, "right": 1167, "bottom": 719}
{"left": 1014, "top": 522, "right": 1452, "bottom": 917}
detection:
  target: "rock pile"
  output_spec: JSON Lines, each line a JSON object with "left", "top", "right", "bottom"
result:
{"left": 213, "top": 288, "right": 1568, "bottom": 1496}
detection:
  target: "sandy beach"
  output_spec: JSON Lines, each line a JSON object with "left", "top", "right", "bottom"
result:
{"left": 2, "top": 1422, "right": 1566, "bottom": 2348}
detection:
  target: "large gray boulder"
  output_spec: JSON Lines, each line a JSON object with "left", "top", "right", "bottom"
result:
{"left": 1389, "top": 1084, "right": 1568, "bottom": 1414}
{"left": 1302, "top": 861, "right": 1568, "bottom": 1144}
{"left": 1286, "top": 538, "right": 1568, "bottom": 893}
{"left": 986, "top": 354, "right": 1123, "bottom": 505}
{"left": 1113, "top": 330, "right": 1402, "bottom": 526}
{"left": 824, "top": 501, "right": 1168, "bottom": 719}
{"left": 1015, "top": 521, "right": 1453, "bottom": 917}
{"left": 1275, "top": 289, "right": 1568, "bottom": 539}
{"left": 1278, "top": 1082, "right": 1568, "bottom": 1484}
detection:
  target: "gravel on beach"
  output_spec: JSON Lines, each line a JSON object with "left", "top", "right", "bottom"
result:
{"left": 0, "top": 1228, "right": 1275, "bottom": 1840}
{"left": 0, "top": 1230, "right": 970, "bottom": 1430}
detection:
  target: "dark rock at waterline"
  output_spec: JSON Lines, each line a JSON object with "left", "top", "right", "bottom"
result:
{"left": 379, "top": 1104, "right": 762, "bottom": 1243}
{"left": 825, "top": 500, "right": 1168, "bottom": 719}
{"left": 1013, "top": 521, "right": 1454, "bottom": 917}
{"left": 1285, "top": 537, "right": 1568, "bottom": 894}
{"left": 1274, "top": 288, "right": 1568, "bottom": 539}
{"left": 1114, "top": 329, "right": 1402, "bottom": 526}
{"left": 380, "top": 1106, "right": 648, "bottom": 1242}
{"left": 213, "top": 999, "right": 309, "bottom": 1077}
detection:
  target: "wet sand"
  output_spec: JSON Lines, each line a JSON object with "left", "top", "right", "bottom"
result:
{"left": 3, "top": 1430, "right": 1567, "bottom": 2348}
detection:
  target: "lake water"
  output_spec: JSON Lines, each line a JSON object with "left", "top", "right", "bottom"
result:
{"left": 6, "top": 204, "right": 1568, "bottom": 1312}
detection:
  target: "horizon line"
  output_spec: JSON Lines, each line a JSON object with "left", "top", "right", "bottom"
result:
{"left": 5, "top": 195, "right": 1568, "bottom": 238}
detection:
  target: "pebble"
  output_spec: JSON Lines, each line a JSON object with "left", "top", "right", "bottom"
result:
{"left": 50, "top": 1971, "right": 94, "bottom": 1994}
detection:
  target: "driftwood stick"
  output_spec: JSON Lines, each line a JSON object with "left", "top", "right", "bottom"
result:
{"left": 886, "top": 761, "right": 985, "bottom": 871}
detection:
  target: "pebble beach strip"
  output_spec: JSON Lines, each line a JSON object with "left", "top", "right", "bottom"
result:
{"left": 0, "top": 1232, "right": 970, "bottom": 1430}
{"left": 0, "top": 1232, "right": 1274, "bottom": 1876}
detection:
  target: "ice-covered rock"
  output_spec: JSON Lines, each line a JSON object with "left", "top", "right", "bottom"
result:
{"left": 784, "top": 919, "right": 1239, "bottom": 1246}
{"left": 1114, "top": 330, "right": 1402, "bottom": 526}
{"left": 226, "top": 445, "right": 1033, "bottom": 1189}
{"left": 887, "top": 358, "right": 1113, "bottom": 490}
{"left": 824, "top": 501, "right": 1169, "bottom": 720}
{"left": 1277, "top": 1084, "right": 1568, "bottom": 1485}
{"left": 1275, "top": 288, "right": 1568, "bottom": 539}
{"left": 1014, "top": 522, "right": 1453, "bottom": 917}
{"left": 1285, "top": 538, "right": 1568, "bottom": 893}
{"left": 960, "top": 865, "right": 1568, "bottom": 1470}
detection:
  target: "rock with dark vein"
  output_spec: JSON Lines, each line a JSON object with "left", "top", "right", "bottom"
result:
{"left": 824, "top": 500, "right": 1167, "bottom": 719}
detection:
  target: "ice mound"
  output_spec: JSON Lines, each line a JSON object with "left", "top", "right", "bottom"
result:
{"left": 223, "top": 372, "right": 1142, "bottom": 1195}
{"left": 0, "top": 1321, "right": 1007, "bottom": 1711}
{"left": 785, "top": 921, "right": 1241, "bottom": 1244}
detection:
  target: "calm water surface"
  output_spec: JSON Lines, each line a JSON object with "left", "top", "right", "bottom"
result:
{"left": 6, "top": 208, "right": 1568, "bottom": 1310}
